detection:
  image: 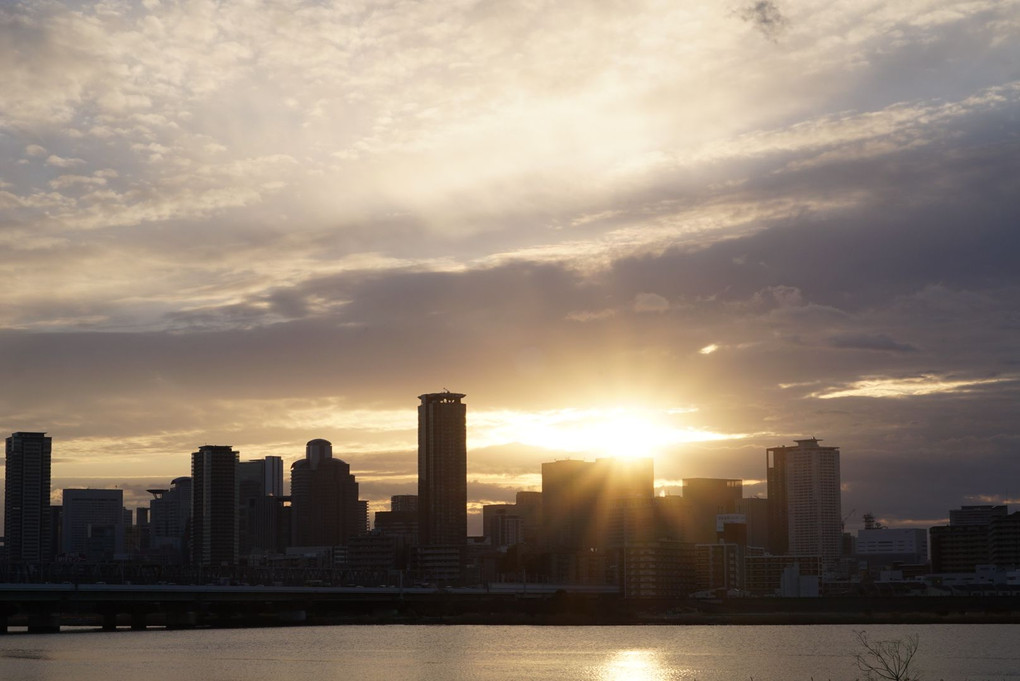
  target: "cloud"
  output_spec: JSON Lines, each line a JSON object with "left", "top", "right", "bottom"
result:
{"left": 633, "top": 292, "right": 670, "bottom": 313}
{"left": 1, "top": 0, "right": 1018, "bottom": 534}
{"left": 812, "top": 375, "right": 1015, "bottom": 400}
{"left": 825, "top": 333, "right": 918, "bottom": 353}
{"left": 45, "top": 155, "right": 85, "bottom": 168}
{"left": 739, "top": 1, "right": 787, "bottom": 42}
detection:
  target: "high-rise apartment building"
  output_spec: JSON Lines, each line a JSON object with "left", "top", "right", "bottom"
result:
{"left": 417, "top": 392, "right": 467, "bottom": 547}
{"left": 4, "top": 432, "right": 53, "bottom": 565}
{"left": 291, "top": 439, "right": 366, "bottom": 547}
{"left": 766, "top": 438, "right": 842, "bottom": 568}
{"left": 191, "top": 445, "right": 239, "bottom": 566}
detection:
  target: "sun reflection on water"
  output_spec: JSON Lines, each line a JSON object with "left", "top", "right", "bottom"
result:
{"left": 599, "top": 649, "right": 672, "bottom": 681}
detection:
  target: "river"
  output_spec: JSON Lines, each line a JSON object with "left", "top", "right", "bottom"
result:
{"left": 1, "top": 624, "right": 1018, "bottom": 680}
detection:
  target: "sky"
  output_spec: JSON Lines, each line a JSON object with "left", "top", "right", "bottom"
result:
{"left": 2, "top": 0, "right": 1019, "bottom": 534}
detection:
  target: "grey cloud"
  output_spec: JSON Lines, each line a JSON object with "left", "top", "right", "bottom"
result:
{"left": 825, "top": 333, "right": 918, "bottom": 353}
{"left": 738, "top": 1, "right": 787, "bottom": 42}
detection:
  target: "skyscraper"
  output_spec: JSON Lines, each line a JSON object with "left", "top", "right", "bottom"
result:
{"left": 417, "top": 391, "right": 467, "bottom": 547}
{"left": 4, "top": 432, "right": 53, "bottom": 565}
{"left": 191, "top": 445, "right": 239, "bottom": 566}
{"left": 291, "top": 439, "right": 365, "bottom": 547}
{"left": 766, "top": 438, "right": 842, "bottom": 568}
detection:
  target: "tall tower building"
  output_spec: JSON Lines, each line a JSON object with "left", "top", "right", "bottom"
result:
{"left": 191, "top": 445, "right": 239, "bottom": 566}
{"left": 417, "top": 391, "right": 467, "bottom": 547}
{"left": 4, "top": 432, "right": 53, "bottom": 565}
{"left": 766, "top": 438, "right": 842, "bottom": 568}
{"left": 291, "top": 439, "right": 365, "bottom": 547}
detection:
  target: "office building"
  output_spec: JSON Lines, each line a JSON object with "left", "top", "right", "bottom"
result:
{"left": 482, "top": 504, "right": 522, "bottom": 549}
{"left": 855, "top": 527, "right": 929, "bottom": 571}
{"left": 191, "top": 445, "right": 239, "bottom": 566}
{"left": 766, "top": 438, "right": 842, "bottom": 568}
{"left": 4, "top": 432, "right": 53, "bottom": 565}
{"left": 61, "top": 488, "right": 125, "bottom": 562}
{"left": 418, "top": 392, "right": 468, "bottom": 547}
{"left": 930, "top": 505, "right": 1013, "bottom": 573}
{"left": 736, "top": 497, "right": 770, "bottom": 549}
{"left": 542, "top": 457, "right": 653, "bottom": 551}
{"left": 291, "top": 439, "right": 366, "bottom": 547}
{"left": 148, "top": 476, "right": 192, "bottom": 563}
{"left": 682, "top": 478, "right": 742, "bottom": 544}
{"left": 238, "top": 456, "right": 284, "bottom": 555}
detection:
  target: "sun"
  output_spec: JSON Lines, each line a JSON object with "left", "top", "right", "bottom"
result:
{"left": 582, "top": 412, "right": 669, "bottom": 460}
{"left": 476, "top": 406, "right": 737, "bottom": 462}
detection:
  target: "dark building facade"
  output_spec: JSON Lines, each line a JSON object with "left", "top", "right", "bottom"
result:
{"left": 682, "top": 478, "right": 742, "bottom": 544}
{"left": 4, "top": 432, "right": 53, "bottom": 565}
{"left": 238, "top": 456, "right": 284, "bottom": 556}
{"left": 417, "top": 392, "right": 467, "bottom": 547}
{"left": 191, "top": 445, "right": 239, "bottom": 566}
{"left": 541, "top": 457, "right": 653, "bottom": 552}
{"left": 148, "top": 476, "right": 192, "bottom": 564}
{"left": 930, "top": 505, "right": 1015, "bottom": 573}
{"left": 291, "top": 439, "right": 366, "bottom": 547}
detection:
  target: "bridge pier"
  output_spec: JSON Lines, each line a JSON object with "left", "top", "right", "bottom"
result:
{"left": 27, "top": 611, "right": 60, "bottom": 634}
{"left": 277, "top": 609, "right": 307, "bottom": 624}
{"left": 0, "top": 614, "right": 7, "bottom": 634}
{"left": 165, "top": 610, "right": 197, "bottom": 629}
{"left": 130, "top": 610, "right": 148, "bottom": 630}
{"left": 102, "top": 612, "right": 118, "bottom": 631}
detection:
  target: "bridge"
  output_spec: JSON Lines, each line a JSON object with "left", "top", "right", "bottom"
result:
{"left": 0, "top": 583, "right": 621, "bottom": 633}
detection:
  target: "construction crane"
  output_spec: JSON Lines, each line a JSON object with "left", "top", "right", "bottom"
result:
{"left": 841, "top": 508, "right": 856, "bottom": 531}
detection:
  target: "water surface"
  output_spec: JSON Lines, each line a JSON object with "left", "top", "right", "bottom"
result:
{"left": 1, "top": 624, "right": 1017, "bottom": 680}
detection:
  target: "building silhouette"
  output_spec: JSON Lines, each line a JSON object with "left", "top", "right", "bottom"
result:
{"left": 856, "top": 526, "right": 929, "bottom": 572}
{"left": 291, "top": 439, "right": 366, "bottom": 547}
{"left": 930, "top": 504, "right": 1009, "bottom": 573}
{"left": 61, "top": 488, "right": 125, "bottom": 562}
{"left": 238, "top": 456, "right": 284, "bottom": 555}
{"left": 148, "top": 476, "right": 192, "bottom": 564}
{"left": 766, "top": 438, "right": 842, "bottom": 569}
{"left": 417, "top": 392, "right": 467, "bottom": 547}
{"left": 541, "top": 457, "right": 653, "bottom": 551}
{"left": 682, "top": 478, "right": 743, "bottom": 544}
{"left": 4, "top": 432, "right": 53, "bottom": 565}
{"left": 191, "top": 445, "right": 239, "bottom": 566}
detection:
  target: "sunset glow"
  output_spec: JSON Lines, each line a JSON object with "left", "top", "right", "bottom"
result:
{"left": 2, "top": 0, "right": 1017, "bottom": 532}
{"left": 472, "top": 407, "right": 741, "bottom": 461}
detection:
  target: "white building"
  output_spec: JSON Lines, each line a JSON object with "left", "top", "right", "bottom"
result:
{"left": 856, "top": 527, "right": 928, "bottom": 566}
{"left": 766, "top": 438, "right": 842, "bottom": 569}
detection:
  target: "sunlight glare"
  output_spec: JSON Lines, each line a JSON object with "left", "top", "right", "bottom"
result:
{"left": 472, "top": 406, "right": 739, "bottom": 461}
{"left": 599, "top": 650, "right": 671, "bottom": 681}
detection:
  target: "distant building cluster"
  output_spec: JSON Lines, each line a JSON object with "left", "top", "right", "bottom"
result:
{"left": 3, "top": 401, "right": 1016, "bottom": 597}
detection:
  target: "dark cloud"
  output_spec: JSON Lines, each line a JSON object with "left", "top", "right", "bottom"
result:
{"left": 739, "top": 1, "right": 787, "bottom": 42}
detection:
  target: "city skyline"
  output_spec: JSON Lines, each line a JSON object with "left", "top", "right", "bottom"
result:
{"left": 2, "top": 0, "right": 1019, "bottom": 534}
